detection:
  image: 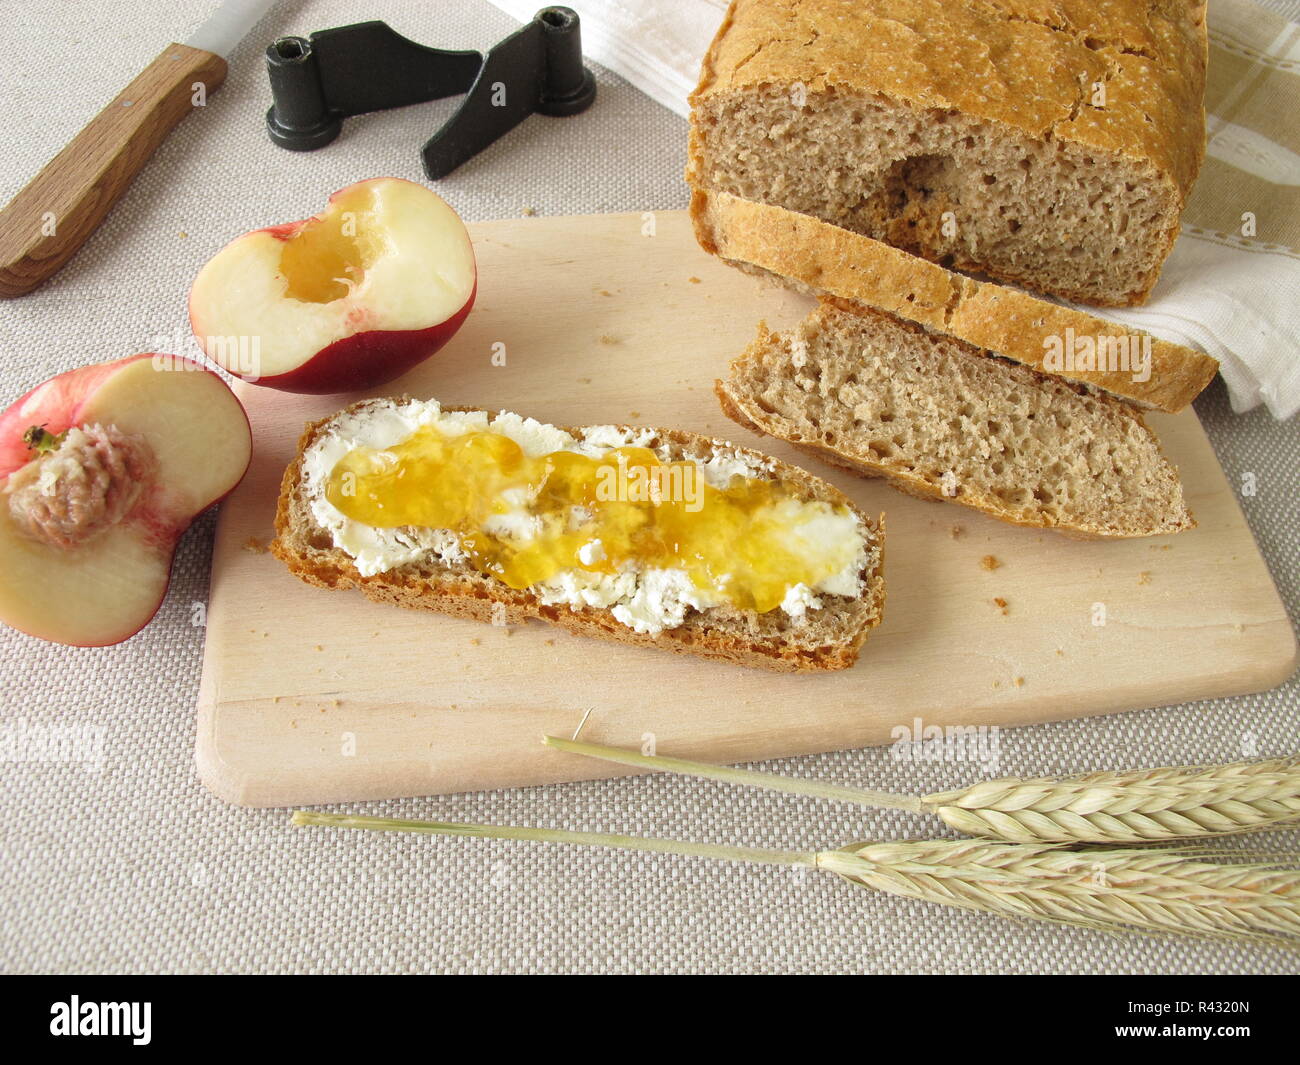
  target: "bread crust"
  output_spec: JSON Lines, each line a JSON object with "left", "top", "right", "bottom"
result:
{"left": 692, "top": 190, "right": 1218, "bottom": 413}
{"left": 270, "top": 402, "right": 887, "bottom": 673}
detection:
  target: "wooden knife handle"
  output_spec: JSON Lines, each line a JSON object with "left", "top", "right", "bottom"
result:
{"left": 0, "top": 43, "right": 227, "bottom": 299}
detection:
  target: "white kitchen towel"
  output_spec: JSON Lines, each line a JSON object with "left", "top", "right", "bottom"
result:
{"left": 489, "top": 0, "right": 1300, "bottom": 418}
{"left": 503, "top": 0, "right": 729, "bottom": 117}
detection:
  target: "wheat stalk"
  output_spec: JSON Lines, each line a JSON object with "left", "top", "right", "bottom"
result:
{"left": 543, "top": 737, "right": 1300, "bottom": 845}
{"left": 291, "top": 811, "right": 1300, "bottom": 946}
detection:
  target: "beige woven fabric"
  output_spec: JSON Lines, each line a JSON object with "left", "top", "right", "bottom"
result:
{"left": 0, "top": 0, "right": 1296, "bottom": 974}
{"left": 1097, "top": 0, "right": 1300, "bottom": 416}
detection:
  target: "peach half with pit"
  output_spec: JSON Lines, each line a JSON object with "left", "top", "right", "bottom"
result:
{"left": 0, "top": 355, "right": 252, "bottom": 645}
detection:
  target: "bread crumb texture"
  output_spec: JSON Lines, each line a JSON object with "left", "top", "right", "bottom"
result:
{"left": 718, "top": 302, "right": 1194, "bottom": 537}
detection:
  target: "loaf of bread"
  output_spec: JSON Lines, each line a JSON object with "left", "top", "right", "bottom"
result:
{"left": 688, "top": 0, "right": 1208, "bottom": 306}
{"left": 271, "top": 398, "right": 887, "bottom": 672}
{"left": 693, "top": 190, "right": 1218, "bottom": 413}
{"left": 717, "top": 302, "right": 1194, "bottom": 537}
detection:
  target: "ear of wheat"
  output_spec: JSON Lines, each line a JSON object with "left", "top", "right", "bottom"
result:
{"left": 820, "top": 840, "right": 1300, "bottom": 944}
{"left": 543, "top": 737, "right": 1300, "bottom": 845}
{"left": 291, "top": 811, "right": 1300, "bottom": 947}
{"left": 924, "top": 759, "right": 1300, "bottom": 843}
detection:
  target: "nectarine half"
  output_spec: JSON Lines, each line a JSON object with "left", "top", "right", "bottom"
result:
{"left": 188, "top": 177, "right": 477, "bottom": 394}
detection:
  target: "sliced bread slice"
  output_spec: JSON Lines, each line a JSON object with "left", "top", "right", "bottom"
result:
{"left": 271, "top": 398, "right": 887, "bottom": 672}
{"left": 692, "top": 190, "right": 1218, "bottom": 414}
{"left": 717, "top": 302, "right": 1193, "bottom": 538}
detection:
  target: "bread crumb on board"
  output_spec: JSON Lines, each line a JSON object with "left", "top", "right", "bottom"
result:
{"left": 949, "top": 524, "right": 965, "bottom": 539}
{"left": 980, "top": 554, "right": 1000, "bottom": 571}
{"left": 993, "top": 597, "right": 1009, "bottom": 615}
{"left": 688, "top": 276, "right": 702, "bottom": 284}
{"left": 1137, "top": 571, "right": 1152, "bottom": 585}
{"left": 243, "top": 537, "right": 269, "bottom": 554}
{"left": 1014, "top": 676, "right": 1025, "bottom": 688}
{"left": 599, "top": 334, "right": 619, "bottom": 345}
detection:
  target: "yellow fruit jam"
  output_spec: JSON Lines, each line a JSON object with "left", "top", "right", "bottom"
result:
{"left": 324, "top": 424, "right": 861, "bottom": 613}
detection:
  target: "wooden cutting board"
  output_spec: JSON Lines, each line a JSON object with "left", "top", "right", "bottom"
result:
{"left": 195, "top": 210, "right": 1297, "bottom": 807}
